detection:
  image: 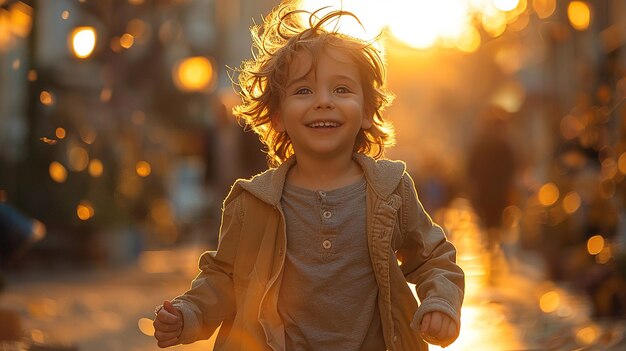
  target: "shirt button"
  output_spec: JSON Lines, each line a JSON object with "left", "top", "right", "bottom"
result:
{"left": 322, "top": 240, "right": 332, "bottom": 249}
{"left": 318, "top": 190, "right": 326, "bottom": 197}
{"left": 322, "top": 210, "right": 332, "bottom": 219}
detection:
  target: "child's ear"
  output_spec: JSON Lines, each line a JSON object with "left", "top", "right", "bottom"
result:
{"left": 361, "top": 113, "right": 373, "bottom": 130}
{"left": 271, "top": 114, "right": 285, "bottom": 132}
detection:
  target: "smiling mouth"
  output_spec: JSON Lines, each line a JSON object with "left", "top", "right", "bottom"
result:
{"left": 307, "top": 121, "right": 341, "bottom": 128}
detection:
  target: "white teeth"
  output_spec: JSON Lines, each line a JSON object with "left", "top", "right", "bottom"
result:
{"left": 308, "top": 121, "right": 340, "bottom": 128}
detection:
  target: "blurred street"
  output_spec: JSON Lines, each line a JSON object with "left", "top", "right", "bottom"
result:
{"left": 2, "top": 199, "right": 625, "bottom": 351}
{"left": 1, "top": 0, "right": 626, "bottom": 350}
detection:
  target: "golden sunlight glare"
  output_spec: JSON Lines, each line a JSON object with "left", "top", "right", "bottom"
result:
{"left": 173, "top": 56, "right": 214, "bottom": 92}
{"left": 298, "top": 0, "right": 386, "bottom": 40}
{"left": 70, "top": 26, "right": 96, "bottom": 59}
{"left": 493, "top": 0, "right": 519, "bottom": 12}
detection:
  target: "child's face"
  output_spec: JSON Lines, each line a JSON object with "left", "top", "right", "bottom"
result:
{"left": 274, "top": 47, "right": 372, "bottom": 161}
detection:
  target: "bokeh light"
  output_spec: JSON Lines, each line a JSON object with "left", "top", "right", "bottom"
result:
{"left": 136, "top": 161, "right": 151, "bottom": 177}
{"left": 70, "top": 26, "right": 96, "bottom": 58}
{"left": 88, "top": 159, "right": 104, "bottom": 177}
{"left": 76, "top": 201, "right": 95, "bottom": 220}
{"left": 49, "top": 161, "right": 68, "bottom": 183}
{"left": 567, "top": 1, "right": 591, "bottom": 31}
{"left": 173, "top": 56, "right": 214, "bottom": 92}
{"left": 586, "top": 235, "right": 604, "bottom": 256}
{"left": 538, "top": 182, "right": 559, "bottom": 207}
{"left": 539, "top": 290, "right": 560, "bottom": 313}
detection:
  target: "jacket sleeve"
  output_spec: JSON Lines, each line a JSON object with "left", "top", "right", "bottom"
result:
{"left": 170, "top": 193, "right": 243, "bottom": 344}
{"left": 395, "top": 173, "right": 465, "bottom": 333}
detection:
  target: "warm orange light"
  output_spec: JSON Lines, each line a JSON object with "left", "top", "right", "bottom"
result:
{"left": 539, "top": 290, "right": 560, "bottom": 313}
{"left": 482, "top": 7, "right": 507, "bottom": 38}
{"left": 532, "top": 0, "right": 556, "bottom": 19}
{"left": 587, "top": 235, "right": 604, "bottom": 255}
{"left": 55, "top": 127, "right": 66, "bottom": 139}
{"left": 27, "top": 69, "right": 37, "bottom": 81}
{"left": 576, "top": 325, "right": 599, "bottom": 346}
{"left": 456, "top": 26, "right": 481, "bottom": 53}
{"left": 49, "top": 162, "right": 68, "bottom": 183}
{"left": 136, "top": 161, "right": 151, "bottom": 177}
{"left": 173, "top": 56, "right": 214, "bottom": 92}
{"left": 70, "top": 26, "right": 96, "bottom": 58}
{"left": 138, "top": 318, "right": 155, "bottom": 336}
{"left": 9, "top": 1, "right": 33, "bottom": 38}
{"left": 88, "top": 159, "right": 104, "bottom": 177}
{"left": 538, "top": 182, "right": 559, "bottom": 207}
{"left": 562, "top": 191, "right": 581, "bottom": 214}
{"left": 568, "top": 1, "right": 591, "bottom": 31}
{"left": 77, "top": 201, "right": 94, "bottom": 220}
{"left": 120, "top": 33, "right": 134, "bottom": 49}
{"left": 40, "top": 91, "right": 54, "bottom": 106}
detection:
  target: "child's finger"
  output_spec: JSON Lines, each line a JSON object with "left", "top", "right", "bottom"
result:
{"left": 157, "top": 336, "right": 179, "bottom": 349}
{"left": 426, "top": 312, "right": 443, "bottom": 334}
{"left": 155, "top": 329, "right": 180, "bottom": 341}
{"left": 156, "top": 309, "right": 181, "bottom": 325}
{"left": 420, "top": 312, "right": 431, "bottom": 332}
{"left": 445, "top": 319, "right": 457, "bottom": 340}
{"left": 434, "top": 315, "right": 450, "bottom": 339}
{"left": 163, "top": 300, "right": 178, "bottom": 314}
{"left": 154, "top": 318, "right": 182, "bottom": 332}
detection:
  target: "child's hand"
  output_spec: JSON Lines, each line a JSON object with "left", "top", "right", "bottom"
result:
{"left": 419, "top": 311, "right": 458, "bottom": 348}
{"left": 153, "top": 300, "right": 183, "bottom": 348}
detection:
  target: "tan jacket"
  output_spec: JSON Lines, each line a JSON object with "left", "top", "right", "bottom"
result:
{"left": 173, "top": 153, "right": 464, "bottom": 351}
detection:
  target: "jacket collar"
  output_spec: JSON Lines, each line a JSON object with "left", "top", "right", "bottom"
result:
{"left": 234, "top": 153, "right": 406, "bottom": 206}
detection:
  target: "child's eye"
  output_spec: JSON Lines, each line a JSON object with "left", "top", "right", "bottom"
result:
{"left": 335, "top": 86, "right": 351, "bottom": 94}
{"left": 295, "top": 87, "right": 312, "bottom": 95}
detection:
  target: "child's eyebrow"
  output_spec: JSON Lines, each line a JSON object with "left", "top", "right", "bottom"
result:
{"left": 285, "top": 76, "right": 310, "bottom": 90}
{"left": 331, "top": 74, "right": 359, "bottom": 86}
{"left": 286, "top": 74, "right": 359, "bottom": 89}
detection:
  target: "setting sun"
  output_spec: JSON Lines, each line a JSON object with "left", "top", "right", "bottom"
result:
{"left": 297, "top": 0, "right": 529, "bottom": 50}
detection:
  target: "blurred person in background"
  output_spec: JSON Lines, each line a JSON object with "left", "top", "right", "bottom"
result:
{"left": 152, "top": 1, "right": 465, "bottom": 350}
{"left": 466, "top": 105, "right": 518, "bottom": 284}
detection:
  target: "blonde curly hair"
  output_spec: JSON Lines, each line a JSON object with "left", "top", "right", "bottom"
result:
{"left": 232, "top": 0, "right": 395, "bottom": 167}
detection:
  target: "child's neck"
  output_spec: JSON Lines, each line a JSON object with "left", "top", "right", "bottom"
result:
{"left": 287, "top": 154, "right": 363, "bottom": 191}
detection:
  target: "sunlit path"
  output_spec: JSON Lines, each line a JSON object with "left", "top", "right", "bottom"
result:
{"left": 428, "top": 197, "right": 526, "bottom": 351}
{"left": 432, "top": 197, "right": 626, "bottom": 351}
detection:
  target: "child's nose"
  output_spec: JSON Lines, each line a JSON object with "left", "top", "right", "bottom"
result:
{"left": 314, "top": 91, "right": 334, "bottom": 110}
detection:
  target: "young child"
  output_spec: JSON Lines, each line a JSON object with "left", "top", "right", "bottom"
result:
{"left": 153, "top": 1, "right": 464, "bottom": 350}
